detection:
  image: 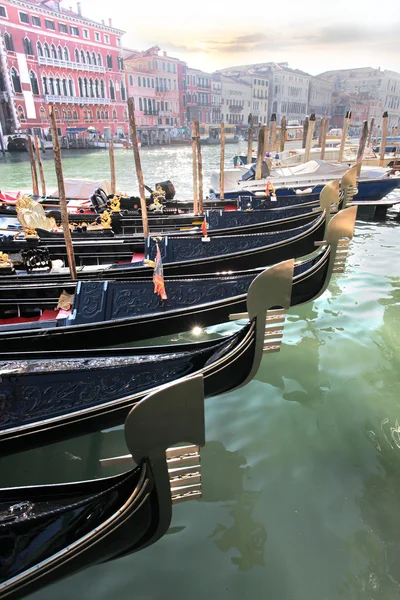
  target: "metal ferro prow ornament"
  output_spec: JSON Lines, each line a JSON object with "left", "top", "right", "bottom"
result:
{"left": 100, "top": 375, "right": 205, "bottom": 516}
{"left": 341, "top": 165, "right": 358, "bottom": 207}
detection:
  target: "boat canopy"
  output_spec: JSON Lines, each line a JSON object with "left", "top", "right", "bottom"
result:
{"left": 50, "top": 178, "right": 113, "bottom": 199}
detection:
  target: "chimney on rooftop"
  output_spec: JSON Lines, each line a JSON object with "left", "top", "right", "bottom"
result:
{"left": 77, "top": 1, "right": 82, "bottom": 15}
{"left": 163, "top": 51, "right": 167, "bottom": 57}
{"left": 109, "top": 17, "right": 112, "bottom": 26}
{"left": 102, "top": 19, "right": 105, "bottom": 25}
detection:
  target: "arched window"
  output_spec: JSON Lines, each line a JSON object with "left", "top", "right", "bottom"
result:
{"left": 80, "top": 50, "right": 85, "bottom": 63}
{"left": 94, "top": 78, "right": 99, "bottom": 97}
{"left": 68, "top": 78, "right": 74, "bottom": 96}
{"left": 124, "top": 108, "right": 128, "bottom": 120}
{"left": 100, "top": 79, "right": 105, "bottom": 98}
{"left": 37, "top": 41, "right": 43, "bottom": 57}
{"left": 120, "top": 80, "right": 126, "bottom": 101}
{"left": 96, "top": 109, "right": 100, "bottom": 119}
{"left": 83, "top": 108, "right": 87, "bottom": 121}
{"left": 64, "top": 46, "right": 69, "bottom": 61}
{"left": 78, "top": 76, "right": 83, "bottom": 97}
{"left": 151, "top": 78, "right": 154, "bottom": 88}
{"left": 89, "top": 77, "right": 94, "bottom": 97}
{"left": 87, "top": 108, "right": 92, "bottom": 121}
{"left": 152, "top": 99, "right": 156, "bottom": 113}
{"left": 101, "top": 110, "right": 105, "bottom": 119}
{"left": 147, "top": 77, "right": 150, "bottom": 87}
{"left": 67, "top": 109, "right": 72, "bottom": 120}
{"left": 55, "top": 77, "right": 61, "bottom": 95}
{"left": 109, "top": 80, "right": 115, "bottom": 100}
{"left": 51, "top": 44, "right": 57, "bottom": 58}
{"left": 97, "top": 53, "right": 102, "bottom": 66}
{"left": 40, "top": 107, "right": 46, "bottom": 121}
{"left": 4, "top": 33, "right": 14, "bottom": 52}
{"left": 54, "top": 107, "right": 59, "bottom": 122}
{"left": 143, "top": 98, "right": 147, "bottom": 112}
{"left": 113, "top": 108, "right": 117, "bottom": 120}
{"left": 30, "top": 70, "right": 39, "bottom": 95}
{"left": 62, "top": 78, "right": 68, "bottom": 96}
{"left": 139, "top": 97, "right": 143, "bottom": 111}
{"left": 105, "top": 110, "right": 109, "bottom": 119}
{"left": 92, "top": 52, "right": 96, "bottom": 65}
{"left": 106, "top": 54, "right": 112, "bottom": 69}
{"left": 23, "top": 37, "right": 33, "bottom": 56}
{"left": 44, "top": 43, "right": 50, "bottom": 57}
{"left": 143, "top": 78, "right": 146, "bottom": 88}
{"left": 75, "top": 49, "right": 79, "bottom": 62}
{"left": 73, "top": 108, "right": 78, "bottom": 120}
{"left": 62, "top": 108, "right": 67, "bottom": 120}
{"left": 42, "top": 74, "right": 48, "bottom": 94}
{"left": 10, "top": 68, "right": 22, "bottom": 93}
{"left": 48, "top": 75, "right": 55, "bottom": 95}
{"left": 86, "top": 51, "right": 91, "bottom": 64}
{"left": 83, "top": 77, "right": 88, "bottom": 97}
{"left": 57, "top": 45, "right": 63, "bottom": 60}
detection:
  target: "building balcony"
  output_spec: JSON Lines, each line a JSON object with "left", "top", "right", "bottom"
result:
{"left": 229, "top": 105, "right": 244, "bottom": 111}
{"left": 155, "top": 87, "right": 168, "bottom": 94}
{"left": 159, "top": 110, "right": 171, "bottom": 116}
{"left": 197, "top": 83, "right": 211, "bottom": 89}
{"left": 38, "top": 56, "right": 106, "bottom": 73}
{"left": 144, "top": 109, "right": 159, "bottom": 115}
{"left": 44, "top": 95, "right": 111, "bottom": 105}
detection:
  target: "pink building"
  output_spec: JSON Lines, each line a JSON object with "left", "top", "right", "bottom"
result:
{"left": 124, "top": 45, "right": 185, "bottom": 144}
{"left": 0, "top": 0, "right": 128, "bottom": 140}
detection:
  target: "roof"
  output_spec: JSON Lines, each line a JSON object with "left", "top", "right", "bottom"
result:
{"left": 11, "top": 0, "right": 125, "bottom": 34}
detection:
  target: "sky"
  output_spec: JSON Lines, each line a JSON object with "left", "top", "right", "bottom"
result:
{"left": 81, "top": 0, "right": 400, "bottom": 75}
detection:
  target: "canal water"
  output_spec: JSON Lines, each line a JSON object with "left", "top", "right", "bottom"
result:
{"left": 1, "top": 145, "right": 400, "bottom": 600}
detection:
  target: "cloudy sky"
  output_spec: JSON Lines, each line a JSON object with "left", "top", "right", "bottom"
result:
{"left": 82, "top": 0, "right": 399, "bottom": 75}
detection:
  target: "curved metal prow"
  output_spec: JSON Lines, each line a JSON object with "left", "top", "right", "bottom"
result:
{"left": 319, "top": 179, "right": 340, "bottom": 231}
{"left": 124, "top": 375, "right": 205, "bottom": 549}
{"left": 341, "top": 165, "right": 358, "bottom": 208}
{"left": 326, "top": 205, "right": 358, "bottom": 274}
{"left": 229, "top": 259, "right": 294, "bottom": 386}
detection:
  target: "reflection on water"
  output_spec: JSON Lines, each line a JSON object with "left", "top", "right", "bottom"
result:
{"left": 1, "top": 147, "right": 400, "bottom": 599}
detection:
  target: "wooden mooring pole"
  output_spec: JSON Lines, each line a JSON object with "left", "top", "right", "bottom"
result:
{"left": 219, "top": 121, "right": 225, "bottom": 201}
{"left": 48, "top": 105, "right": 77, "bottom": 279}
{"left": 367, "top": 117, "right": 375, "bottom": 147}
{"left": 247, "top": 113, "right": 253, "bottom": 164}
{"left": 338, "top": 110, "right": 351, "bottom": 163}
{"left": 34, "top": 135, "right": 46, "bottom": 197}
{"left": 304, "top": 114, "right": 316, "bottom": 162}
{"left": 191, "top": 118, "right": 199, "bottom": 213}
{"left": 380, "top": 111, "right": 388, "bottom": 167}
{"left": 255, "top": 125, "right": 266, "bottom": 180}
{"left": 270, "top": 113, "right": 277, "bottom": 154}
{"left": 302, "top": 116, "right": 309, "bottom": 149}
{"left": 280, "top": 116, "right": 286, "bottom": 153}
{"left": 195, "top": 119, "right": 204, "bottom": 213}
{"left": 26, "top": 135, "right": 39, "bottom": 196}
{"left": 109, "top": 141, "right": 116, "bottom": 195}
{"left": 128, "top": 97, "right": 149, "bottom": 238}
{"left": 356, "top": 120, "right": 369, "bottom": 164}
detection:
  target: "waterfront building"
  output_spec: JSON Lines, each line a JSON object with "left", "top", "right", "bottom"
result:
{"left": 330, "top": 91, "right": 383, "bottom": 134}
{"left": 215, "top": 68, "right": 268, "bottom": 126}
{"left": 211, "top": 74, "right": 221, "bottom": 124}
{"left": 308, "top": 76, "right": 332, "bottom": 121}
{"left": 0, "top": 0, "right": 128, "bottom": 139}
{"left": 185, "top": 66, "right": 211, "bottom": 125}
{"left": 219, "top": 74, "right": 251, "bottom": 128}
{"left": 318, "top": 67, "right": 400, "bottom": 129}
{"left": 123, "top": 45, "right": 184, "bottom": 144}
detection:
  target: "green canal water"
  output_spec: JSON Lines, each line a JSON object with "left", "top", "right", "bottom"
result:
{"left": 1, "top": 146, "right": 400, "bottom": 599}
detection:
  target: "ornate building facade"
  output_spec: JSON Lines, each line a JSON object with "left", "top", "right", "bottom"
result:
{"left": 0, "top": 0, "right": 127, "bottom": 139}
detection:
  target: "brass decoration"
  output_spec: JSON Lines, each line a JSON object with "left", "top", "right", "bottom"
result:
{"left": 100, "top": 210, "right": 112, "bottom": 229}
{"left": 149, "top": 185, "right": 166, "bottom": 212}
{"left": 16, "top": 196, "right": 56, "bottom": 233}
{"left": 56, "top": 290, "right": 75, "bottom": 311}
{"left": 0, "top": 252, "right": 12, "bottom": 268}
{"left": 23, "top": 227, "right": 39, "bottom": 238}
{"left": 110, "top": 195, "right": 121, "bottom": 213}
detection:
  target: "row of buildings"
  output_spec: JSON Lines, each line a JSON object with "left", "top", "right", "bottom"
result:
{"left": 0, "top": 0, "right": 399, "bottom": 143}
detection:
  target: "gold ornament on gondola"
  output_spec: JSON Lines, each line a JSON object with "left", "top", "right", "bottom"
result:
{"left": 16, "top": 196, "right": 56, "bottom": 235}
{"left": 110, "top": 195, "right": 121, "bottom": 212}
{"left": 100, "top": 210, "right": 112, "bottom": 228}
{"left": 0, "top": 251, "right": 12, "bottom": 268}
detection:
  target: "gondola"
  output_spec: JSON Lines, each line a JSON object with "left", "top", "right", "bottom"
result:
{"left": 0, "top": 206, "right": 357, "bottom": 352}
{"left": 0, "top": 376, "right": 207, "bottom": 599}
{"left": 0, "top": 259, "right": 294, "bottom": 452}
